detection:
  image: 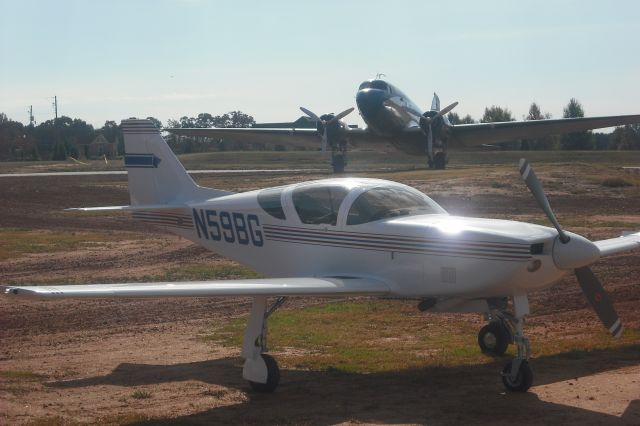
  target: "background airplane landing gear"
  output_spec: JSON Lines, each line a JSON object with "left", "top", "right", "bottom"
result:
{"left": 249, "top": 354, "right": 280, "bottom": 393}
{"left": 478, "top": 322, "right": 510, "bottom": 355}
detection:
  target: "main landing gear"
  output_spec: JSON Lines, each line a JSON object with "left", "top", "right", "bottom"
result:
{"left": 479, "top": 295, "right": 533, "bottom": 392}
{"left": 241, "top": 296, "right": 287, "bottom": 393}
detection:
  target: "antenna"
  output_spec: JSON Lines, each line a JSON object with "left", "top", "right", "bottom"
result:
{"left": 28, "top": 105, "right": 35, "bottom": 126}
{"left": 52, "top": 96, "right": 58, "bottom": 120}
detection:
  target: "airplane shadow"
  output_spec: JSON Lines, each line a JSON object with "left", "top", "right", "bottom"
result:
{"left": 48, "top": 345, "right": 640, "bottom": 425}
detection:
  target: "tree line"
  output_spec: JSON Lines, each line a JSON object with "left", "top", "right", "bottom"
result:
{"left": 0, "top": 98, "right": 638, "bottom": 161}
{"left": 0, "top": 111, "right": 256, "bottom": 161}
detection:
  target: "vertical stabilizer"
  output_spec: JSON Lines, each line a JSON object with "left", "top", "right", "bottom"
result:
{"left": 121, "top": 119, "right": 231, "bottom": 206}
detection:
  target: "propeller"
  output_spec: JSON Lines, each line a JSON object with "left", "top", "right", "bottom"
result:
{"left": 300, "top": 107, "right": 354, "bottom": 152}
{"left": 418, "top": 94, "right": 458, "bottom": 162}
{"left": 518, "top": 158, "right": 623, "bottom": 338}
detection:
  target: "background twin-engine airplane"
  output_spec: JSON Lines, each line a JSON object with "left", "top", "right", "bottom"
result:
{"left": 168, "top": 79, "right": 640, "bottom": 173}
{"left": 2, "top": 119, "right": 639, "bottom": 393}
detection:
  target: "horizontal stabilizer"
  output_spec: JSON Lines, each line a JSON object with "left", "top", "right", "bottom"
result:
{"left": 65, "top": 204, "right": 188, "bottom": 212}
{"left": 1, "top": 277, "right": 389, "bottom": 299}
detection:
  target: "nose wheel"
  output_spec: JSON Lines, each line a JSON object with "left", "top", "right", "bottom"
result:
{"left": 502, "top": 359, "right": 533, "bottom": 392}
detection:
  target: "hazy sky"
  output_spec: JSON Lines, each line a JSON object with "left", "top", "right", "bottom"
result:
{"left": 1, "top": 0, "right": 639, "bottom": 128}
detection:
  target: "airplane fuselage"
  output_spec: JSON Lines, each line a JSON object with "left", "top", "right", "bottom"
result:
{"left": 356, "top": 80, "right": 424, "bottom": 135}
{"left": 137, "top": 178, "right": 572, "bottom": 303}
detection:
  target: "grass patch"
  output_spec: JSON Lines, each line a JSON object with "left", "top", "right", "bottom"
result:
{"left": 0, "top": 228, "right": 130, "bottom": 260}
{"left": 131, "top": 390, "right": 152, "bottom": 399}
{"left": 490, "top": 181, "right": 511, "bottom": 189}
{"left": 601, "top": 177, "right": 633, "bottom": 188}
{"left": 163, "top": 264, "right": 262, "bottom": 280}
{"left": 206, "top": 300, "right": 640, "bottom": 375}
{"left": 208, "top": 300, "right": 483, "bottom": 373}
{"left": 0, "top": 370, "right": 46, "bottom": 381}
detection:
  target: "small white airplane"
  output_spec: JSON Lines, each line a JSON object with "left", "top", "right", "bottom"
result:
{"left": 2, "top": 119, "right": 639, "bottom": 393}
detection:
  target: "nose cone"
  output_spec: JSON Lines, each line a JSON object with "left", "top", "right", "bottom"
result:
{"left": 356, "top": 88, "right": 388, "bottom": 119}
{"left": 552, "top": 231, "right": 600, "bottom": 270}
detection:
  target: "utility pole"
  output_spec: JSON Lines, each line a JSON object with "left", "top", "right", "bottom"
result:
{"left": 28, "top": 105, "right": 35, "bottom": 126}
{"left": 52, "top": 96, "right": 58, "bottom": 120}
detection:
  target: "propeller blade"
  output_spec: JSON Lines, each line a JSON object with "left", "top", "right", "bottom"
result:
{"left": 431, "top": 93, "right": 440, "bottom": 111}
{"left": 423, "top": 102, "right": 459, "bottom": 125}
{"left": 518, "top": 158, "right": 570, "bottom": 243}
{"left": 437, "top": 101, "right": 459, "bottom": 118}
{"left": 575, "top": 267, "right": 623, "bottom": 338}
{"left": 327, "top": 107, "right": 354, "bottom": 125}
{"left": 300, "top": 107, "right": 321, "bottom": 122}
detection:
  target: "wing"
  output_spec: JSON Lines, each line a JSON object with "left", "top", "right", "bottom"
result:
{"left": 1, "top": 277, "right": 389, "bottom": 300}
{"left": 594, "top": 232, "right": 640, "bottom": 257}
{"left": 449, "top": 115, "right": 640, "bottom": 147}
{"left": 166, "top": 127, "right": 320, "bottom": 149}
{"left": 166, "top": 127, "right": 394, "bottom": 150}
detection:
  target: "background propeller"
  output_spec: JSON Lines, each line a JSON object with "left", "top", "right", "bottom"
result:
{"left": 300, "top": 107, "right": 354, "bottom": 152}
{"left": 419, "top": 97, "right": 458, "bottom": 162}
{"left": 518, "top": 158, "right": 623, "bottom": 338}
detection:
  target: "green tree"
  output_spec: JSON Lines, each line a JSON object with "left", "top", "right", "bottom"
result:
{"left": 609, "top": 124, "right": 640, "bottom": 150}
{"left": 447, "top": 112, "right": 475, "bottom": 124}
{"left": 146, "top": 117, "right": 162, "bottom": 129}
{"left": 481, "top": 106, "right": 514, "bottom": 123}
{"left": 524, "top": 102, "right": 556, "bottom": 150}
{"left": 560, "top": 98, "right": 593, "bottom": 150}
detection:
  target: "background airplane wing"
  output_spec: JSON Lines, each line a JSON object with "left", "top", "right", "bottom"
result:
{"left": 166, "top": 127, "right": 320, "bottom": 149}
{"left": 449, "top": 114, "right": 640, "bottom": 147}
{"left": 1, "top": 277, "right": 389, "bottom": 300}
{"left": 166, "top": 127, "right": 395, "bottom": 150}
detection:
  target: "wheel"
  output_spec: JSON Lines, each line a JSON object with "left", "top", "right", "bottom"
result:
{"left": 248, "top": 354, "right": 280, "bottom": 393}
{"left": 433, "top": 152, "right": 446, "bottom": 169}
{"left": 332, "top": 155, "right": 345, "bottom": 174}
{"left": 478, "top": 322, "right": 510, "bottom": 356}
{"left": 502, "top": 360, "right": 533, "bottom": 392}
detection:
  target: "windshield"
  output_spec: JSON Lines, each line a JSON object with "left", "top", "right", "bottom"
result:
{"left": 347, "top": 187, "right": 446, "bottom": 225}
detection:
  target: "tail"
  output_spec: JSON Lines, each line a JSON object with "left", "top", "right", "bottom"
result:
{"left": 121, "top": 119, "right": 231, "bottom": 206}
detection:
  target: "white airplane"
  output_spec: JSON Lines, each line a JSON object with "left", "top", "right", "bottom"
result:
{"left": 2, "top": 119, "right": 639, "bottom": 393}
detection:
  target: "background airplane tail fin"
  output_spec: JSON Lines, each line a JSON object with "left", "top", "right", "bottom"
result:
{"left": 121, "top": 119, "right": 232, "bottom": 206}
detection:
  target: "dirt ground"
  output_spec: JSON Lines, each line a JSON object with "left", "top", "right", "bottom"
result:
{"left": 1, "top": 162, "right": 639, "bottom": 425}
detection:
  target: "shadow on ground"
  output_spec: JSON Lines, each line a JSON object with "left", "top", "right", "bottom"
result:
{"left": 47, "top": 344, "right": 640, "bottom": 425}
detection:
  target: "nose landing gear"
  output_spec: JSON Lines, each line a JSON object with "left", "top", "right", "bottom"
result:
{"left": 480, "top": 295, "right": 533, "bottom": 392}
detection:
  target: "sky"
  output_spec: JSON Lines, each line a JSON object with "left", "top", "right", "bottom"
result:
{"left": 1, "top": 0, "right": 639, "bottom": 129}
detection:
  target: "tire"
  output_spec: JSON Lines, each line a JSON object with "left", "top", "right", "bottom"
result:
{"left": 478, "top": 322, "right": 509, "bottom": 356}
{"left": 249, "top": 354, "right": 280, "bottom": 393}
{"left": 502, "top": 360, "right": 533, "bottom": 392}
{"left": 332, "top": 156, "right": 345, "bottom": 174}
